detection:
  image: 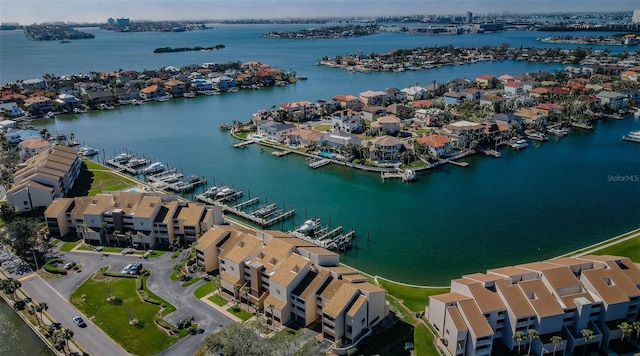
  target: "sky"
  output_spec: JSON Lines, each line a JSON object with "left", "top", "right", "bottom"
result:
{"left": 1, "top": 0, "right": 638, "bottom": 24}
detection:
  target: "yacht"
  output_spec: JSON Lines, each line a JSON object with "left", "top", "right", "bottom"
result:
{"left": 509, "top": 137, "right": 529, "bottom": 150}
{"left": 113, "top": 153, "right": 133, "bottom": 163}
{"left": 623, "top": 130, "right": 640, "bottom": 143}
{"left": 203, "top": 186, "right": 222, "bottom": 198}
{"left": 183, "top": 92, "right": 196, "bottom": 98}
{"left": 79, "top": 147, "right": 99, "bottom": 156}
{"left": 143, "top": 162, "right": 166, "bottom": 174}
{"left": 548, "top": 127, "right": 569, "bottom": 137}
{"left": 253, "top": 203, "right": 278, "bottom": 218}
{"left": 215, "top": 187, "right": 235, "bottom": 198}
{"left": 296, "top": 219, "right": 321, "bottom": 233}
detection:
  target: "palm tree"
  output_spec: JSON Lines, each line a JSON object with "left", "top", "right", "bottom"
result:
{"left": 78, "top": 224, "right": 89, "bottom": 243}
{"left": 633, "top": 321, "right": 640, "bottom": 341}
{"left": 59, "top": 328, "right": 74, "bottom": 353}
{"left": 213, "top": 275, "right": 222, "bottom": 302}
{"left": 266, "top": 303, "right": 274, "bottom": 330}
{"left": 251, "top": 303, "right": 260, "bottom": 318}
{"left": 124, "top": 231, "right": 133, "bottom": 248}
{"left": 618, "top": 321, "right": 632, "bottom": 343}
{"left": 233, "top": 284, "right": 241, "bottom": 302}
{"left": 550, "top": 335, "right": 562, "bottom": 356}
{"left": 112, "top": 229, "right": 120, "bottom": 247}
{"left": 581, "top": 328, "right": 594, "bottom": 356}
{"left": 240, "top": 285, "right": 250, "bottom": 311}
{"left": 513, "top": 330, "right": 525, "bottom": 355}
{"left": 36, "top": 302, "right": 48, "bottom": 326}
{"left": 527, "top": 329, "right": 539, "bottom": 356}
{"left": 136, "top": 231, "right": 145, "bottom": 249}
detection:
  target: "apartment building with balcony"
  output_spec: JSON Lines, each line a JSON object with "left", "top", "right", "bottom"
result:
{"left": 44, "top": 191, "right": 222, "bottom": 248}
{"left": 7, "top": 145, "right": 81, "bottom": 213}
{"left": 199, "top": 227, "right": 388, "bottom": 351}
{"left": 428, "top": 255, "right": 640, "bottom": 356}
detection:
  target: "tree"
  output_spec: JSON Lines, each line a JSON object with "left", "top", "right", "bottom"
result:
{"left": 55, "top": 328, "right": 74, "bottom": 353}
{"left": 514, "top": 330, "right": 525, "bottom": 355}
{"left": 266, "top": 303, "right": 274, "bottom": 330}
{"left": 233, "top": 284, "right": 241, "bottom": 302}
{"left": 241, "top": 285, "right": 250, "bottom": 311}
{"left": 112, "top": 230, "right": 120, "bottom": 247}
{"left": 124, "top": 231, "right": 133, "bottom": 248}
{"left": 550, "top": 335, "right": 563, "bottom": 356}
{"left": 213, "top": 275, "right": 223, "bottom": 302}
{"left": 202, "top": 322, "right": 267, "bottom": 356}
{"left": 527, "top": 329, "right": 539, "bottom": 356}
{"left": 1, "top": 278, "right": 21, "bottom": 301}
{"left": 581, "top": 328, "right": 594, "bottom": 356}
{"left": 633, "top": 321, "right": 640, "bottom": 341}
{"left": 618, "top": 321, "right": 632, "bottom": 343}
{"left": 36, "top": 302, "right": 48, "bottom": 326}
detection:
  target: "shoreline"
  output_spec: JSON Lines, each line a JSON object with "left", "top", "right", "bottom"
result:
{"left": 83, "top": 158, "right": 640, "bottom": 288}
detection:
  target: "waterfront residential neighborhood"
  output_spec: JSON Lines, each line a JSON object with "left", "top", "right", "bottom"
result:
{"left": 1, "top": 3, "right": 640, "bottom": 356}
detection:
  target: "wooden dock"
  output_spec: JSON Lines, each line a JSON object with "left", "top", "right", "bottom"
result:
{"left": 482, "top": 149, "right": 501, "bottom": 158}
{"left": 571, "top": 122, "right": 594, "bottom": 130}
{"left": 218, "top": 201, "right": 295, "bottom": 228}
{"left": 308, "top": 158, "right": 331, "bottom": 169}
{"left": 233, "top": 140, "right": 255, "bottom": 148}
{"left": 271, "top": 150, "right": 292, "bottom": 157}
{"left": 447, "top": 160, "right": 470, "bottom": 167}
{"left": 105, "top": 159, "right": 141, "bottom": 175}
{"left": 381, "top": 169, "right": 415, "bottom": 182}
{"left": 290, "top": 226, "right": 354, "bottom": 251}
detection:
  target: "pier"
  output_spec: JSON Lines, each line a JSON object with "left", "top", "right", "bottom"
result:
{"left": 217, "top": 201, "right": 295, "bottom": 228}
{"left": 233, "top": 140, "right": 255, "bottom": 148}
{"left": 308, "top": 158, "right": 331, "bottom": 169}
{"left": 290, "top": 223, "right": 355, "bottom": 251}
{"left": 482, "top": 149, "right": 501, "bottom": 158}
{"left": 381, "top": 169, "right": 416, "bottom": 183}
{"left": 447, "top": 160, "right": 470, "bottom": 167}
{"left": 571, "top": 122, "right": 594, "bottom": 130}
{"left": 271, "top": 150, "right": 292, "bottom": 157}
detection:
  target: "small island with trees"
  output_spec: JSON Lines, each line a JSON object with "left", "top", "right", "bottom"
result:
{"left": 261, "top": 24, "right": 378, "bottom": 39}
{"left": 153, "top": 44, "right": 225, "bottom": 53}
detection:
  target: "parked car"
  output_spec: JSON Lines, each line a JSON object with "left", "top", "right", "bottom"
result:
{"left": 121, "top": 264, "right": 133, "bottom": 274}
{"left": 72, "top": 316, "right": 86, "bottom": 328}
{"left": 64, "top": 262, "right": 76, "bottom": 270}
{"left": 128, "top": 262, "right": 142, "bottom": 275}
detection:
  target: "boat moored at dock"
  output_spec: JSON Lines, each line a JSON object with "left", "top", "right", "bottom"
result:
{"left": 509, "top": 137, "right": 529, "bottom": 150}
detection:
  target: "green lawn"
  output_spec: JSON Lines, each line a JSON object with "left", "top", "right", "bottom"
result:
{"left": 181, "top": 276, "right": 201, "bottom": 288}
{"left": 59, "top": 240, "right": 80, "bottom": 252}
{"left": 312, "top": 124, "right": 332, "bottom": 131}
{"left": 209, "top": 295, "right": 228, "bottom": 307}
{"left": 593, "top": 235, "right": 640, "bottom": 262}
{"left": 378, "top": 278, "right": 449, "bottom": 314}
{"left": 194, "top": 282, "right": 213, "bottom": 299}
{"left": 70, "top": 273, "right": 182, "bottom": 355}
{"left": 227, "top": 304, "right": 253, "bottom": 321}
{"left": 78, "top": 159, "right": 138, "bottom": 196}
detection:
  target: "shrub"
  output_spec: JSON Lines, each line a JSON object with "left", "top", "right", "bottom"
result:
{"left": 43, "top": 258, "right": 66, "bottom": 275}
{"left": 154, "top": 316, "right": 179, "bottom": 333}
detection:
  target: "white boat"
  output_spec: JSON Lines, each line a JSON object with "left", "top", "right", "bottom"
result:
{"left": 404, "top": 169, "right": 416, "bottom": 181}
{"left": 143, "top": 162, "right": 166, "bottom": 174}
{"left": 203, "top": 186, "right": 222, "bottom": 197}
{"left": 548, "top": 127, "right": 569, "bottom": 137}
{"left": 215, "top": 187, "right": 235, "bottom": 198}
{"left": 113, "top": 153, "right": 133, "bottom": 163}
{"left": 634, "top": 109, "right": 640, "bottom": 118}
{"left": 296, "top": 219, "right": 321, "bottom": 233}
{"left": 623, "top": 131, "right": 640, "bottom": 142}
{"left": 46, "top": 111, "right": 55, "bottom": 118}
{"left": 509, "top": 138, "right": 529, "bottom": 149}
{"left": 183, "top": 92, "right": 196, "bottom": 98}
{"left": 80, "top": 147, "right": 99, "bottom": 156}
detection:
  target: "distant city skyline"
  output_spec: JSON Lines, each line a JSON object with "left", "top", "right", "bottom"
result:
{"left": 1, "top": 0, "right": 638, "bottom": 24}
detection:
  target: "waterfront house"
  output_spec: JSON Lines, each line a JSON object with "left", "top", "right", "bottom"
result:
{"left": 163, "top": 79, "right": 187, "bottom": 97}
{"left": 287, "top": 129, "right": 323, "bottom": 148}
{"left": 22, "top": 96, "right": 52, "bottom": 116}
{"left": 367, "top": 135, "right": 404, "bottom": 163}
{"left": 21, "top": 79, "right": 46, "bottom": 92}
{"left": 416, "top": 134, "right": 451, "bottom": 158}
{"left": 211, "top": 75, "right": 236, "bottom": 90}
{"left": 320, "top": 130, "right": 362, "bottom": 152}
{"left": 331, "top": 110, "right": 362, "bottom": 133}
{"left": 140, "top": 85, "right": 166, "bottom": 101}
{"left": 475, "top": 74, "right": 497, "bottom": 89}
{"left": 115, "top": 88, "right": 141, "bottom": 102}
{"left": 535, "top": 103, "right": 565, "bottom": 116}
{"left": 595, "top": 91, "right": 627, "bottom": 109}
{"left": 498, "top": 74, "right": 514, "bottom": 84}
{"left": 190, "top": 78, "right": 214, "bottom": 92}
{"left": 514, "top": 108, "right": 547, "bottom": 128}
{"left": 86, "top": 90, "right": 115, "bottom": 107}
{"left": 412, "top": 99, "right": 434, "bottom": 109}
{"left": 359, "top": 90, "right": 388, "bottom": 106}
{"left": 0, "top": 102, "right": 25, "bottom": 118}
{"left": 8, "top": 145, "right": 80, "bottom": 213}
{"left": 424, "top": 82, "right": 446, "bottom": 97}
{"left": 443, "top": 91, "right": 466, "bottom": 106}
{"left": 521, "top": 80, "right": 539, "bottom": 92}
{"left": 0, "top": 119, "right": 17, "bottom": 130}
{"left": 479, "top": 94, "right": 506, "bottom": 108}
{"left": 315, "top": 99, "right": 341, "bottom": 115}
{"left": 0, "top": 91, "right": 27, "bottom": 104}
{"left": 442, "top": 121, "right": 485, "bottom": 148}
{"left": 504, "top": 80, "right": 523, "bottom": 97}
{"left": 333, "top": 95, "right": 362, "bottom": 110}
{"left": 361, "top": 105, "right": 386, "bottom": 122}
{"left": 195, "top": 226, "right": 236, "bottom": 272}
{"left": 18, "top": 137, "right": 52, "bottom": 159}
{"left": 401, "top": 86, "right": 428, "bottom": 101}
{"left": 5, "top": 129, "right": 41, "bottom": 144}
{"left": 427, "top": 255, "right": 640, "bottom": 356}
{"left": 528, "top": 87, "right": 550, "bottom": 99}
{"left": 55, "top": 94, "right": 81, "bottom": 110}
{"left": 257, "top": 121, "right": 296, "bottom": 143}
{"left": 370, "top": 115, "right": 401, "bottom": 135}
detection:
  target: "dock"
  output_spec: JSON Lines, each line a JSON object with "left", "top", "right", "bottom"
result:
{"left": 482, "top": 149, "right": 501, "bottom": 158}
{"left": 447, "top": 160, "right": 470, "bottom": 167}
{"left": 571, "top": 122, "right": 594, "bottom": 130}
{"left": 105, "top": 158, "right": 142, "bottom": 175}
{"left": 308, "top": 158, "right": 331, "bottom": 169}
{"left": 217, "top": 201, "right": 295, "bottom": 228}
{"left": 381, "top": 169, "right": 416, "bottom": 182}
{"left": 195, "top": 190, "right": 243, "bottom": 204}
{"left": 233, "top": 140, "right": 255, "bottom": 148}
{"left": 271, "top": 150, "right": 292, "bottom": 157}
{"left": 290, "top": 225, "right": 355, "bottom": 251}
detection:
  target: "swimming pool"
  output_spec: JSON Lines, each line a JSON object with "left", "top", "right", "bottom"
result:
{"left": 318, "top": 151, "right": 336, "bottom": 158}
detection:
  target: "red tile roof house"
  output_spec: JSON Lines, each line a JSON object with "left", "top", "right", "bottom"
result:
{"left": 417, "top": 134, "right": 452, "bottom": 158}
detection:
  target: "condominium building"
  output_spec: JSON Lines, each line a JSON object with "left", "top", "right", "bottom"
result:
{"left": 44, "top": 191, "right": 223, "bottom": 248}
{"left": 196, "top": 227, "right": 388, "bottom": 350}
{"left": 7, "top": 145, "right": 81, "bottom": 213}
{"left": 427, "top": 255, "right": 640, "bottom": 356}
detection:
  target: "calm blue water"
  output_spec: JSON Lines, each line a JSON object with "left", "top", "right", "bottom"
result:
{"left": 2, "top": 26, "right": 639, "bottom": 286}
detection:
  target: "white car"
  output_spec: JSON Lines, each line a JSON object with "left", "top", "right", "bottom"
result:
{"left": 73, "top": 316, "right": 86, "bottom": 327}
